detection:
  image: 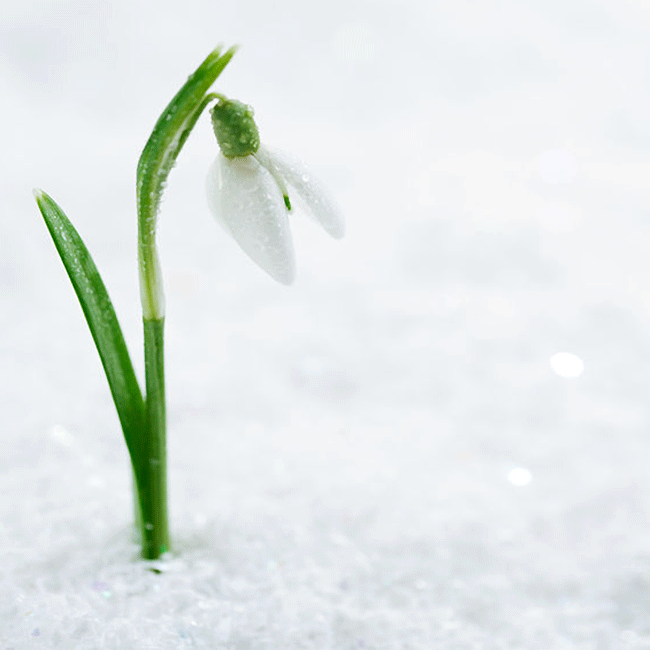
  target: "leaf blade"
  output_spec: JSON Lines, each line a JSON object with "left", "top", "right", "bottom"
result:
{"left": 35, "top": 190, "right": 145, "bottom": 468}
{"left": 136, "top": 45, "right": 237, "bottom": 319}
{"left": 136, "top": 45, "right": 237, "bottom": 225}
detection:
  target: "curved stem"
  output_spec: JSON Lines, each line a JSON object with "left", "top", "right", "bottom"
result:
{"left": 134, "top": 47, "right": 236, "bottom": 559}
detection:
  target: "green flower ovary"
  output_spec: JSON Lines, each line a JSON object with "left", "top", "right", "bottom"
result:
{"left": 210, "top": 98, "right": 260, "bottom": 158}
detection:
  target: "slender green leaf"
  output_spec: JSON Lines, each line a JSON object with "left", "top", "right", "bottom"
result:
{"left": 136, "top": 45, "right": 237, "bottom": 227}
{"left": 136, "top": 45, "right": 237, "bottom": 320}
{"left": 35, "top": 190, "right": 145, "bottom": 469}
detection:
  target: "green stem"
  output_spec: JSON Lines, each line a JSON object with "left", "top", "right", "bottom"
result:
{"left": 132, "top": 468, "right": 143, "bottom": 544}
{"left": 134, "top": 46, "right": 237, "bottom": 558}
{"left": 140, "top": 317, "right": 170, "bottom": 558}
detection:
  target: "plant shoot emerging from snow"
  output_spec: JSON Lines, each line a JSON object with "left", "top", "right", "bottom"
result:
{"left": 34, "top": 46, "right": 344, "bottom": 560}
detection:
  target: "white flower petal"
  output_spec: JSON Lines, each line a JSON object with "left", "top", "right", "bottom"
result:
{"left": 257, "top": 146, "right": 345, "bottom": 239}
{"left": 206, "top": 154, "right": 296, "bottom": 285}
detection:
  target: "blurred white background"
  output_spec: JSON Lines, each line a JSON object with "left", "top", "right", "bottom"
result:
{"left": 3, "top": 1, "right": 650, "bottom": 647}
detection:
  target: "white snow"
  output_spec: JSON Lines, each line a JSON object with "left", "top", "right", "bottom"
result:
{"left": 2, "top": 0, "right": 650, "bottom": 648}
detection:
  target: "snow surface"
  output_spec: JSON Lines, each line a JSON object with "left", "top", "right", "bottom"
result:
{"left": 3, "top": 0, "right": 650, "bottom": 647}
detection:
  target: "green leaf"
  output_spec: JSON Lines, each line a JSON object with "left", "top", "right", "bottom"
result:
{"left": 35, "top": 190, "right": 145, "bottom": 471}
{"left": 136, "top": 44, "right": 237, "bottom": 320}
{"left": 136, "top": 45, "right": 237, "bottom": 228}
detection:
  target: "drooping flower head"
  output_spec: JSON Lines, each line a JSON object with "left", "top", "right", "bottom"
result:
{"left": 207, "top": 96, "right": 344, "bottom": 285}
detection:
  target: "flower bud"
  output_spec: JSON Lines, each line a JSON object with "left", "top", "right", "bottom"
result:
{"left": 210, "top": 98, "right": 260, "bottom": 158}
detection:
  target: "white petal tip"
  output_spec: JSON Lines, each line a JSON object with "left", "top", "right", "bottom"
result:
{"left": 328, "top": 221, "right": 346, "bottom": 240}
{"left": 277, "top": 273, "right": 296, "bottom": 286}
{"left": 266, "top": 257, "right": 296, "bottom": 285}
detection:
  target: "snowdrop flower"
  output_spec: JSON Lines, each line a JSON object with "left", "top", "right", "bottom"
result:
{"left": 206, "top": 96, "right": 345, "bottom": 284}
